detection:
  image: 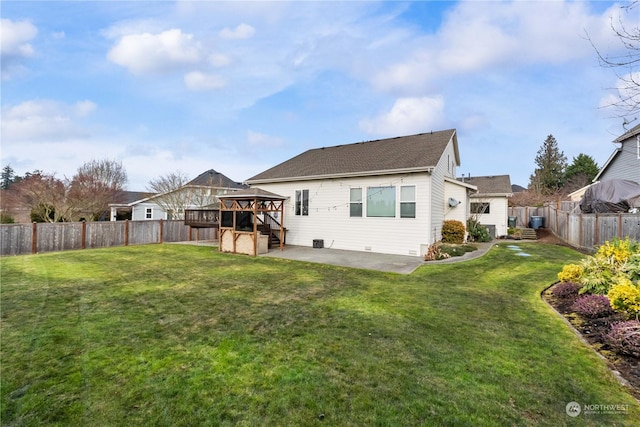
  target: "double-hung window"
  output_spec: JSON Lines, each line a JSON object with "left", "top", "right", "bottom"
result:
{"left": 145, "top": 207, "right": 153, "bottom": 219}
{"left": 350, "top": 188, "right": 363, "bottom": 217}
{"left": 400, "top": 186, "right": 416, "bottom": 218}
{"left": 295, "top": 190, "right": 309, "bottom": 216}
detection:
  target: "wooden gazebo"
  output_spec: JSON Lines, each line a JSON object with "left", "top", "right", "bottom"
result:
{"left": 217, "top": 188, "right": 287, "bottom": 256}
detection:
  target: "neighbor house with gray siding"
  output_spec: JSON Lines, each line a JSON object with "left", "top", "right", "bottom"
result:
{"left": 110, "top": 169, "right": 245, "bottom": 221}
{"left": 245, "top": 130, "right": 477, "bottom": 257}
{"left": 594, "top": 123, "right": 640, "bottom": 183}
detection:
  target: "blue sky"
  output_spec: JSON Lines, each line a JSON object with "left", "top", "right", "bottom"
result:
{"left": 1, "top": 1, "right": 637, "bottom": 190}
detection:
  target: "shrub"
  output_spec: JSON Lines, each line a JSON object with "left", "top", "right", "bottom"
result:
{"left": 438, "top": 244, "right": 477, "bottom": 258}
{"left": 467, "top": 218, "right": 491, "bottom": 242}
{"left": 441, "top": 220, "right": 465, "bottom": 244}
{"left": 607, "top": 278, "right": 640, "bottom": 318}
{"left": 597, "top": 237, "right": 639, "bottom": 265}
{"left": 557, "top": 264, "right": 582, "bottom": 283}
{"left": 604, "top": 320, "right": 640, "bottom": 358}
{"left": 571, "top": 295, "right": 614, "bottom": 318}
{"left": 0, "top": 213, "right": 14, "bottom": 224}
{"left": 552, "top": 282, "right": 581, "bottom": 299}
{"left": 423, "top": 243, "right": 450, "bottom": 261}
{"left": 622, "top": 253, "right": 640, "bottom": 282}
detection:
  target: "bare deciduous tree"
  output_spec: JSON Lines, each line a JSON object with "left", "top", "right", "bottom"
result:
{"left": 147, "top": 171, "right": 191, "bottom": 220}
{"left": 147, "top": 171, "right": 227, "bottom": 220}
{"left": 10, "top": 172, "right": 73, "bottom": 222}
{"left": 589, "top": 1, "right": 640, "bottom": 118}
{"left": 68, "top": 159, "right": 128, "bottom": 221}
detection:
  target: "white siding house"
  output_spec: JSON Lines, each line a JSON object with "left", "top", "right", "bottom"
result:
{"left": 461, "top": 175, "right": 513, "bottom": 237}
{"left": 245, "top": 130, "right": 477, "bottom": 257}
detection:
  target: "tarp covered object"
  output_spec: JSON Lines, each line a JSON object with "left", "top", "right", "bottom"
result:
{"left": 579, "top": 179, "right": 640, "bottom": 213}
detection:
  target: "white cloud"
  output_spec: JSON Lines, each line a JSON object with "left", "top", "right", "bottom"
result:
{"left": 359, "top": 96, "right": 446, "bottom": 136}
{"left": 107, "top": 29, "right": 201, "bottom": 75}
{"left": 1, "top": 18, "right": 38, "bottom": 79}
{"left": 1, "top": 18, "right": 37, "bottom": 58}
{"left": 75, "top": 100, "right": 98, "bottom": 117}
{"left": 219, "top": 23, "right": 255, "bottom": 40}
{"left": 184, "top": 71, "right": 227, "bottom": 91}
{"left": 2, "top": 99, "right": 97, "bottom": 142}
{"left": 372, "top": 1, "right": 617, "bottom": 95}
{"left": 246, "top": 131, "right": 284, "bottom": 148}
{"left": 209, "top": 53, "right": 232, "bottom": 67}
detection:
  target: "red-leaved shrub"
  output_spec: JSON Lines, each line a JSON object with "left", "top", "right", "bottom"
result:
{"left": 571, "top": 294, "right": 614, "bottom": 318}
{"left": 552, "top": 282, "right": 581, "bottom": 299}
{"left": 604, "top": 321, "right": 640, "bottom": 358}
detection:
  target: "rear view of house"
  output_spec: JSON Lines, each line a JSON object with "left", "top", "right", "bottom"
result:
{"left": 245, "top": 130, "right": 476, "bottom": 257}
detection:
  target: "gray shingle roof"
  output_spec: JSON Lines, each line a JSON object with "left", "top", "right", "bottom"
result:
{"left": 461, "top": 175, "right": 512, "bottom": 195}
{"left": 246, "top": 130, "right": 458, "bottom": 183}
{"left": 188, "top": 169, "right": 246, "bottom": 188}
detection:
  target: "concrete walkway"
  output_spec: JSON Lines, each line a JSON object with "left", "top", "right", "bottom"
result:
{"left": 172, "top": 239, "right": 497, "bottom": 274}
{"left": 260, "top": 242, "right": 496, "bottom": 274}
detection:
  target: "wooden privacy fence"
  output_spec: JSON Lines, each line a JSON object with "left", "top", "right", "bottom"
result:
{"left": 0, "top": 220, "right": 217, "bottom": 256}
{"left": 509, "top": 205, "right": 640, "bottom": 251}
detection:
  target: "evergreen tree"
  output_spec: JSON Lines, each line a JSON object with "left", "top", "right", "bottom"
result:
{"left": 1, "top": 165, "right": 15, "bottom": 190}
{"left": 528, "top": 134, "right": 567, "bottom": 195}
{"left": 563, "top": 154, "right": 599, "bottom": 193}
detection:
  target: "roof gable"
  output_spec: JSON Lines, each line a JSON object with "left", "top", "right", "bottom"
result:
{"left": 187, "top": 169, "right": 245, "bottom": 188}
{"left": 247, "top": 130, "right": 458, "bottom": 183}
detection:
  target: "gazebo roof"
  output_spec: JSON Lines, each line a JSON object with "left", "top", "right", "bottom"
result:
{"left": 218, "top": 187, "right": 287, "bottom": 200}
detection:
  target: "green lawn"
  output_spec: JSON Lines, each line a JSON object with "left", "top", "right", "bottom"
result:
{"left": 1, "top": 243, "right": 638, "bottom": 426}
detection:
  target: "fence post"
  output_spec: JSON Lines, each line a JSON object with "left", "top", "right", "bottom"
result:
{"left": 81, "top": 221, "right": 87, "bottom": 249}
{"left": 125, "top": 220, "right": 129, "bottom": 246}
{"left": 618, "top": 213, "right": 622, "bottom": 239}
{"left": 31, "top": 222, "right": 37, "bottom": 254}
{"left": 159, "top": 219, "right": 163, "bottom": 244}
{"left": 579, "top": 213, "right": 583, "bottom": 249}
{"left": 595, "top": 213, "right": 599, "bottom": 247}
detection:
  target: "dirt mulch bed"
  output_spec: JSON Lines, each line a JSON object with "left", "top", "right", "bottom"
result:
{"left": 542, "top": 284, "right": 640, "bottom": 400}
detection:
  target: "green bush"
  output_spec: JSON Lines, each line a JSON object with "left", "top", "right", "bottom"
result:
{"left": 467, "top": 218, "right": 491, "bottom": 242}
{"left": 441, "top": 220, "right": 465, "bottom": 244}
{"left": 438, "top": 243, "right": 477, "bottom": 258}
{"left": 0, "top": 213, "right": 14, "bottom": 224}
{"left": 579, "top": 238, "right": 640, "bottom": 295}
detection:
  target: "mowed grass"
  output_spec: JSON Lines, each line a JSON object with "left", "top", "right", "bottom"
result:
{"left": 1, "top": 243, "right": 638, "bottom": 426}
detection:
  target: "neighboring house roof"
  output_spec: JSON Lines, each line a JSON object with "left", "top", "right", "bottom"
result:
{"left": 111, "top": 190, "right": 155, "bottom": 205}
{"left": 614, "top": 122, "right": 640, "bottom": 143}
{"left": 511, "top": 184, "right": 526, "bottom": 193}
{"left": 460, "top": 175, "right": 512, "bottom": 197}
{"left": 110, "top": 170, "right": 245, "bottom": 208}
{"left": 246, "top": 130, "right": 459, "bottom": 183}
{"left": 187, "top": 169, "right": 246, "bottom": 189}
